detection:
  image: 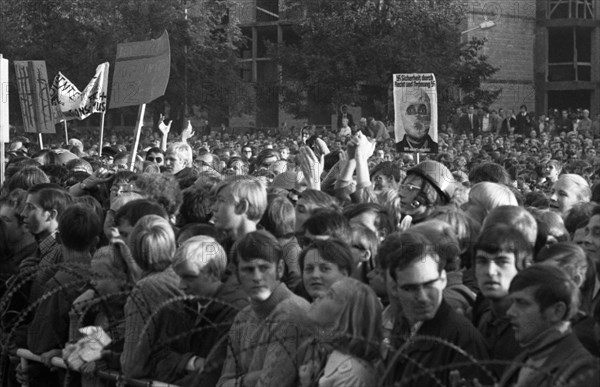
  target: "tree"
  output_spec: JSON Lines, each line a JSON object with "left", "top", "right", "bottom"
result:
{"left": 275, "top": 0, "right": 499, "bottom": 124}
{"left": 0, "top": 0, "right": 252, "bottom": 134}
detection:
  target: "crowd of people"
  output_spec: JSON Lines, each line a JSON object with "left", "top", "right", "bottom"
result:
{"left": 1, "top": 104, "right": 600, "bottom": 387}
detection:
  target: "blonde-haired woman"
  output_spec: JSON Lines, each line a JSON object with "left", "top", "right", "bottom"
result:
{"left": 299, "top": 277, "right": 382, "bottom": 387}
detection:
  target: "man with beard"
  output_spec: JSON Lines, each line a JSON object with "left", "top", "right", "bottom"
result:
{"left": 396, "top": 89, "right": 438, "bottom": 153}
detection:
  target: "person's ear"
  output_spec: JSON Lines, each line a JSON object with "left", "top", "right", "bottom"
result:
{"left": 360, "top": 249, "right": 371, "bottom": 263}
{"left": 235, "top": 199, "right": 249, "bottom": 215}
{"left": 47, "top": 209, "right": 58, "bottom": 222}
{"left": 546, "top": 301, "right": 568, "bottom": 322}
{"left": 439, "top": 269, "right": 448, "bottom": 290}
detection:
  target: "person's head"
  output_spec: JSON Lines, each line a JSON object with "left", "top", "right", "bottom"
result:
{"left": 399, "top": 88, "right": 431, "bottom": 141}
{"left": 234, "top": 230, "right": 283, "bottom": 302}
{"left": 225, "top": 157, "right": 248, "bottom": 176}
{"left": 114, "top": 199, "right": 168, "bottom": 244}
{"left": 343, "top": 202, "right": 392, "bottom": 242}
{"left": 550, "top": 174, "right": 591, "bottom": 219}
{"left": 581, "top": 206, "right": 600, "bottom": 269}
{"left": 172, "top": 235, "right": 227, "bottom": 297}
{"left": 5, "top": 166, "right": 50, "bottom": 193}
{"left": 145, "top": 147, "right": 165, "bottom": 166}
{"left": 300, "top": 239, "right": 354, "bottom": 299}
{"left": 482, "top": 205, "right": 538, "bottom": 246}
{"left": 58, "top": 205, "right": 101, "bottom": 252}
{"left": 241, "top": 145, "right": 253, "bottom": 160}
{"left": 411, "top": 219, "right": 461, "bottom": 272}
{"left": 462, "top": 182, "right": 517, "bottom": 224}
{"left": 129, "top": 214, "right": 176, "bottom": 274}
{"left": 382, "top": 230, "right": 447, "bottom": 325}
{"left": 22, "top": 185, "right": 72, "bottom": 236}
{"left": 307, "top": 277, "right": 382, "bottom": 361}
{"left": 371, "top": 161, "right": 402, "bottom": 191}
{"left": 178, "top": 185, "right": 214, "bottom": 226}
{"left": 213, "top": 177, "right": 267, "bottom": 234}
{"left": 399, "top": 161, "right": 456, "bottom": 223}
{"left": 535, "top": 242, "right": 589, "bottom": 288}
{"left": 295, "top": 189, "right": 341, "bottom": 232}
{"left": 429, "top": 204, "right": 482, "bottom": 255}
{"left": 507, "top": 265, "right": 579, "bottom": 344}
{"left": 474, "top": 224, "right": 533, "bottom": 301}
{"left": 259, "top": 195, "right": 295, "bottom": 238}
{"left": 165, "top": 142, "right": 193, "bottom": 174}
{"left": 301, "top": 209, "right": 352, "bottom": 247}
{"left": 544, "top": 159, "right": 562, "bottom": 181}
{"left": 468, "top": 162, "right": 511, "bottom": 185}
{"left": 350, "top": 224, "right": 379, "bottom": 275}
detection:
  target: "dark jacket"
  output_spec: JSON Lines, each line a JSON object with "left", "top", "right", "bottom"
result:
{"left": 150, "top": 280, "right": 249, "bottom": 385}
{"left": 386, "top": 300, "right": 491, "bottom": 387}
{"left": 498, "top": 330, "right": 599, "bottom": 387}
{"left": 458, "top": 114, "right": 481, "bottom": 137}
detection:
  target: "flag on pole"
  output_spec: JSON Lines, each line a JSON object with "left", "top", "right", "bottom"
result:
{"left": 51, "top": 62, "right": 109, "bottom": 121}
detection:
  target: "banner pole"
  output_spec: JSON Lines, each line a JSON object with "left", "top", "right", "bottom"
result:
{"left": 99, "top": 112, "right": 106, "bottom": 157}
{"left": 38, "top": 133, "right": 43, "bottom": 149}
{"left": 63, "top": 121, "right": 68, "bottom": 144}
{"left": 415, "top": 151, "right": 420, "bottom": 164}
{"left": 0, "top": 142, "right": 5, "bottom": 187}
{"left": 130, "top": 104, "right": 146, "bottom": 171}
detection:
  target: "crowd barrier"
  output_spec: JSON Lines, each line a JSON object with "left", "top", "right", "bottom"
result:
{"left": 15, "top": 348, "right": 179, "bottom": 387}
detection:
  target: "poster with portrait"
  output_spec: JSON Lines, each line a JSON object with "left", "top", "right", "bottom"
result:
{"left": 393, "top": 73, "right": 438, "bottom": 154}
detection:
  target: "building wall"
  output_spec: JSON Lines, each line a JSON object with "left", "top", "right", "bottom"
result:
{"left": 463, "top": 0, "right": 537, "bottom": 112}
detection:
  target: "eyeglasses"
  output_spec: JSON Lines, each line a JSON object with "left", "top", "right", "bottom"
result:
{"left": 147, "top": 157, "right": 163, "bottom": 163}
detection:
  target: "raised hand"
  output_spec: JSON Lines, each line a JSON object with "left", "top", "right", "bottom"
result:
{"left": 299, "top": 146, "right": 323, "bottom": 190}
{"left": 182, "top": 120, "right": 195, "bottom": 142}
{"left": 157, "top": 114, "right": 172, "bottom": 136}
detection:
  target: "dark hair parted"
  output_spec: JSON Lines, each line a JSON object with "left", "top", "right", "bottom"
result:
{"left": 379, "top": 230, "right": 444, "bottom": 281}
{"left": 474, "top": 224, "right": 533, "bottom": 271}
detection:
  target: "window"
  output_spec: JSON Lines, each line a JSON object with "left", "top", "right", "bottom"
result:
{"left": 548, "top": 27, "right": 592, "bottom": 81}
{"left": 548, "top": 0, "right": 594, "bottom": 19}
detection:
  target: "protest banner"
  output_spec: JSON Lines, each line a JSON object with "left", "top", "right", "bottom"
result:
{"left": 0, "top": 54, "right": 8, "bottom": 185}
{"left": 51, "top": 62, "right": 110, "bottom": 150}
{"left": 109, "top": 30, "right": 171, "bottom": 169}
{"left": 14, "top": 61, "right": 56, "bottom": 135}
{"left": 110, "top": 30, "right": 170, "bottom": 109}
{"left": 51, "top": 62, "right": 109, "bottom": 121}
{"left": 393, "top": 73, "right": 438, "bottom": 154}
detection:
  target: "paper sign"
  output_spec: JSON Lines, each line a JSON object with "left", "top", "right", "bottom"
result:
{"left": 51, "top": 62, "right": 109, "bottom": 121}
{"left": 14, "top": 61, "right": 56, "bottom": 134}
{"left": 393, "top": 73, "right": 438, "bottom": 154}
{"left": 0, "top": 55, "right": 9, "bottom": 143}
{"left": 110, "top": 30, "right": 171, "bottom": 109}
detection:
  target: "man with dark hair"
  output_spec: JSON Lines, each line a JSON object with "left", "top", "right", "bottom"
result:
{"left": 371, "top": 161, "right": 403, "bottom": 191}
{"left": 20, "top": 185, "right": 72, "bottom": 301}
{"left": 302, "top": 208, "right": 352, "bottom": 246}
{"left": 145, "top": 146, "right": 165, "bottom": 167}
{"left": 24, "top": 205, "right": 100, "bottom": 386}
{"left": 499, "top": 265, "right": 599, "bottom": 386}
{"left": 218, "top": 231, "right": 309, "bottom": 387}
{"left": 381, "top": 230, "right": 489, "bottom": 387}
{"left": 473, "top": 224, "right": 533, "bottom": 377}
{"left": 468, "top": 162, "right": 512, "bottom": 185}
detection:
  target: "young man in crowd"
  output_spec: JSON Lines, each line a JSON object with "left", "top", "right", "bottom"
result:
{"left": 22, "top": 205, "right": 100, "bottom": 387}
{"left": 217, "top": 231, "right": 310, "bottom": 387}
{"left": 381, "top": 230, "right": 489, "bottom": 387}
{"left": 473, "top": 223, "right": 533, "bottom": 377}
{"left": 499, "top": 265, "right": 599, "bottom": 386}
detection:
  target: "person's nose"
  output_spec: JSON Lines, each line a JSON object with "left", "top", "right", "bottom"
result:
{"left": 550, "top": 192, "right": 558, "bottom": 201}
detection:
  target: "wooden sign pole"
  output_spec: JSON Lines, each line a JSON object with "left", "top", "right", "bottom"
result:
{"left": 129, "top": 104, "right": 146, "bottom": 171}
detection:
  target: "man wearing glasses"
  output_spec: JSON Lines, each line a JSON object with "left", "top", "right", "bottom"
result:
{"left": 241, "top": 145, "right": 253, "bottom": 162}
{"left": 380, "top": 230, "right": 489, "bottom": 387}
{"left": 145, "top": 147, "right": 165, "bottom": 167}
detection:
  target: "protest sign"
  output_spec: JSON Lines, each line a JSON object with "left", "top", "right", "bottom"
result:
{"left": 51, "top": 62, "right": 109, "bottom": 121}
{"left": 110, "top": 30, "right": 171, "bottom": 109}
{"left": 14, "top": 61, "right": 56, "bottom": 134}
{"left": 393, "top": 73, "right": 438, "bottom": 154}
